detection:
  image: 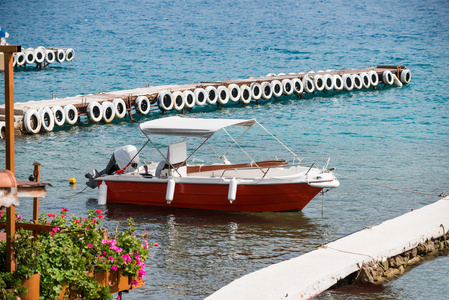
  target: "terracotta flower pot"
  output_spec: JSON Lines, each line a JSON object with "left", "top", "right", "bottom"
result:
{"left": 20, "top": 273, "right": 40, "bottom": 300}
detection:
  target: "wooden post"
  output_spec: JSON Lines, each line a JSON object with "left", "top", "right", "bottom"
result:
{"left": 1, "top": 45, "right": 22, "bottom": 273}
{"left": 33, "top": 162, "right": 41, "bottom": 222}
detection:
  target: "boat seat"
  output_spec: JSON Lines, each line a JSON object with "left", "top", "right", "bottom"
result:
{"left": 187, "top": 160, "right": 288, "bottom": 174}
{"left": 157, "top": 141, "right": 188, "bottom": 177}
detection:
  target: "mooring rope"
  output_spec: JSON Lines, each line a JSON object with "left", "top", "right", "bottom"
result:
{"left": 335, "top": 172, "right": 446, "bottom": 198}
{"left": 60, "top": 186, "right": 89, "bottom": 199}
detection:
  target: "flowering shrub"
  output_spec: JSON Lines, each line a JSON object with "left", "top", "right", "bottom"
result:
{"left": 0, "top": 208, "right": 157, "bottom": 300}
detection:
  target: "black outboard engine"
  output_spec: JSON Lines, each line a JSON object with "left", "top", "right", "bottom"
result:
{"left": 85, "top": 145, "right": 139, "bottom": 188}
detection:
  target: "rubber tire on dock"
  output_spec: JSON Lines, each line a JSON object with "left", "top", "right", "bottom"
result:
{"left": 271, "top": 80, "right": 283, "bottom": 98}
{"left": 23, "top": 109, "right": 41, "bottom": 134}
{"left": 0, "top": 122, "right": 5, "bottom": 139}
{"left": 64, "top": 105, "right": 78, "bottom": 125}
{"left": 352, "top": 74, "right": 363, "bottom": 90}
{"left": 34, "top": 48, "right": 45, "bottom": 64}
{"left": 333, "top": 75, "right": 343, "bottom": 92}
{"left": 291, "top": 78, "right": 303, "bottom": 96}
{"left": 51, "top": 106, "right": 65, "bottom": 126}
{"left": 194, "top": 88, "right": 207, "bottom": 106}
{"left": 303, "top": 76, "right": 315, "bottom": 93}
{"left": 217, "top": 86, "right": 229, "bottom": 105}
{"left": 183, "top": 90, "right": 195, "bottom": 109}
{"left": 113, "top": 98, "right": 127, "bottom": 118}
{"left": 227, "top": 84, "right": 241, "bottom": 102}
{"left": 12, "top": 53, "right": 17, "bottom": 67}
{"left": 205, "top": 86, "right": 218, "bottom": 105}
{"left": 136, "top": 95, "right": 151, "bottom": 114}
{"left": 342, "top": 74, "right": 354, "bottom": 91}
{"left": 368, "top": 70, "right": 379, "bottom": 87}
{"left": 56, "top": 49, "right": 66, "bottom": 63}
{"left": 101, "top": 101, "right": 116, "bottom": 123}
{"left": 65, "top": 48, "right": 75, "bottom": 62}
{"left": 250, "top": 83, "right": 262, "bottom": 100}
{"left": 25, "top": 49, "right": 36, "bottom": 65}
{"left": 45, "top": 50, "right": 55, "bottom": 64}
{"left": 282, "top": 79, "right": 294, "bottom": 96}
{"left": 261, "top": 82, "right": 273, "bottom": 100}
{"left": 172, "top": 91, "right": 185, "bottom": 111}
{"left": 382, "top": 70, "right": 394, "bottom": 85}
{"left": 400, "top": 69, "right": 411, "bottom": 84}
{"left": 323, "top": 74, "right": 334, "bottom": 91}
{"left": 360, "top": 72, "right": 370, "bottom": 89}
{"left": 15, "top": 52, "right": 26, "bottom": 66}
{"left": 87, "top": 101, "right": 103, "bottom": 123}
{"left": 38, "top": 107, "right": 55, "bottom": 132}
{"left": 266, "top": 73, "right": 276, "bottom": 77}
{"left": 239, "top": 85, "right": 251, "bottom": 104}
{"left": 313, "top": 75, "right": 325, "bottom": 92}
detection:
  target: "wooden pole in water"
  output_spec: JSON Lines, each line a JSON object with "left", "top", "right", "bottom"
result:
{"left": 1, "top": 45, "right": 22, "bottom": 273}
{"left": 33, "top": 162, "right": 41, "bottom": 222}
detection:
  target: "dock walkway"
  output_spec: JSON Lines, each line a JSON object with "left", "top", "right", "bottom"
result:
{"left": 206, "top": 196, "right": 449, "bottom": 300}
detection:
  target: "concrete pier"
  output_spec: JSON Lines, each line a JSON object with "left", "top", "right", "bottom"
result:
{"left": 206, "top": 196, "right": 449, "bottom": 300}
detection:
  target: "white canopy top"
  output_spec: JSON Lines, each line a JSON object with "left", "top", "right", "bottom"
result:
{"left": 140, "top": 116, "right": 256, "bottom": 138}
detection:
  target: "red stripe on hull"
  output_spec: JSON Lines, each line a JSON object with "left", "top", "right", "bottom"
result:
{"left": 100, "top": 181, "right": 323, "bottom": 212}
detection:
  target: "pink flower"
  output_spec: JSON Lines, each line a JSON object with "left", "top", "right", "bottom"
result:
{"left": 108, "top": 256, "right": 115, "bottom": 262}
{"left": 154, "top": 243, "right": 159, "bottom": 247}
{"left": 117, "top": 296, "right": 120, "bottom": 300}
{"left": 95, "top": 209, "right": 102, "bottom": 214}
{"left": 98, "top": 214, "right": 104, "bottom": 219}
{"left": 0, "top": 211, "right": 4, "bottom": 215}
{"left": 61, "top": 208, "right": 69, "bottom": 212}
{"left": 130, "top": 280, "right": 138, "bottom": 286}
{"left": 92, "top": 218, "right": 97, "bottom": 223}
{"left": 16, "top": 214, "right": 22, "bottom": 220}
{"left": 74, "top": 219, "right": 80, "bottom": 224}
{"left": 88, "top": 243, "right": 93, "bottom": 248}
{"left": 111, "top": 265, "right": 118, "bottom": 271}
{"left": 101, "top": 239, "right": 107, "bottom": 244}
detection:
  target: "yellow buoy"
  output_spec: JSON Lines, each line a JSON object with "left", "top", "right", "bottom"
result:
{"left": 69, "top": 178, "right": 76, "bottom": 185}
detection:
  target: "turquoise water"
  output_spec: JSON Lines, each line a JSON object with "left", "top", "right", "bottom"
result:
{"left": 1, "top": 0, "right": 449, "bottom": 299}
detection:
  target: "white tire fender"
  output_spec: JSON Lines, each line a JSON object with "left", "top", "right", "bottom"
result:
{"left": 333, "top": 75, "right": 343, "bottom": 92}
{"left": 183, "top": 90, "right": 195, "bottom": 108}
{"left": 172, "top": 91, "right": 185, "bottom": 111}
{"left": 136, "top": 95, "right": 151, "bottom": 114}
{"left": 65, "top": 48, "right": 75, "bottom": 62}
{"left": 87, "top": 101, "right": 103, "bottom": 123}
{"left": 51, "top": 106, "right": 65, "bottom": 127}
{"left": 250, "top": 82, "right": 262, "bottom": 100}
{"left": 400, "top": 69, "right": 411, "bottom": 84}
{"left": 368, "top": 70, "right": 379, "bottom": 87}
{"left": 360, "top": 72, "right": 370, "bottom": 89}
{"left": 56, "top": 49, "right": 66, "bottom": 63}
{"left": 282, "top": 79, "right": 294, "bottom": 95}
{"left": 157, "top": 92, "right": 172, "bottom": 112}
{"left": 313, "top": 75, "right": 325, "bottom": 92}
{"left": 205, "top": 86, "right": 218, "bottom": 105}
{"left": 382, "top": 70, "right": 394, "bottom": 85}
{"left": 45, "top": 50, "right": 55, "bottom": 64}
{"left": 239, "top": 85, "right": 251, "bottom": 104}
{"left": 352, "top": 74, "right": 363, "bottom": 90}
{"left": 217, "top": 86, "right": 229, "bottom": 105}
{"left": 228, "top": 84, "right": 241, "bottom": 102}
{"left": 323, "top": 74, "right": 334, "bottom": 91}
{"left": 194, "top": 88, "right": 207, "bottom": 106}
{"left": 112, "top": 98, "right": 127, "bottom": 119}
{"left": 261, "top": 82, "right": 273, "bottom": 100}
{"left": 342, "top": 74, "right": 354, "bottom": 91}
{"left": 101, "top": 101, "right": 116, "bottom": 123}
{"left": 303, "top": 76, "right": 315, "bottom": 93}
{"left": 64, "top": 104, "right": 78, "bottom": 125}
{"left": 271, "top": 80, "right": 283, "bottom": 97}
{"left": 23, "top": 109, "right": 41, "bottom": 134}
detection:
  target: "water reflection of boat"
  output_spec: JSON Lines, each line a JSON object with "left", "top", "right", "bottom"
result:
{"left": 86, "top": 117, "right": 339, "bottom": 212}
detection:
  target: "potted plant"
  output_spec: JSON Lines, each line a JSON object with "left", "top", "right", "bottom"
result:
{"left": 0, "top": 208, "right": 156, "bottom": 300}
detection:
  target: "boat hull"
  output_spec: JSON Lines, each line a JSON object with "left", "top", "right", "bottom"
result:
{"left": 98, "top": 180, "right": 323, "bottom": 212}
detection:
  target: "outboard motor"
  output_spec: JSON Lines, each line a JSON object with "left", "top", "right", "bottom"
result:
{"left": 85, "top": 145, "right": 139, "bottom": 188}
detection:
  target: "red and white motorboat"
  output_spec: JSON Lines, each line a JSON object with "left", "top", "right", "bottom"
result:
{"left": 85, "top": 117, "right": 339, "bottom": 212}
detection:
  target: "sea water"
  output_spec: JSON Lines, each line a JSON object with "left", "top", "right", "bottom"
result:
{"left": 1, "top": 0, "right": 448, "bottom": 299}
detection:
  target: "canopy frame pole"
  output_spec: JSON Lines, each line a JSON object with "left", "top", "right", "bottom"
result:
{"left": 221, "top": 125, "right": 253, "bottom": 158}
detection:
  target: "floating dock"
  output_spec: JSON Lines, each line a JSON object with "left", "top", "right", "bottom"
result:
{"left": 0, "top": 65, "right": 411, "bottom": 137}
{"left": 206, "top": 196, "right": 449, "bottom": 300}
{"left": 0, "top": 47, "right": 75, "bottom": 71}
